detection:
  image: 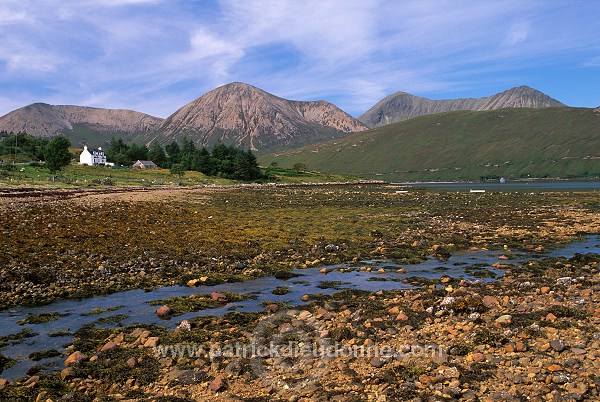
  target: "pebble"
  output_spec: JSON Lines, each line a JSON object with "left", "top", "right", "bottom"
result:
{"left": 495, "top": 314, "right": 512, "bottom": 325}
{"left": 550, "top": 340, "right": 565, "bottom": 352}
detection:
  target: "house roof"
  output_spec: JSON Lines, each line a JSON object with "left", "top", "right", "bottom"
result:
{"left": 134, "top": 160, "right": 157, "bottom": 167}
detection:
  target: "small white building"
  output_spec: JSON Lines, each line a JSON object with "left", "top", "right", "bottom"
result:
{"left": 80, "top": 146, "right": 107, "bottom": 166}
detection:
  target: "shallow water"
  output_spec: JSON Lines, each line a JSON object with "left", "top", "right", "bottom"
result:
{"left": 1, "top": 235, "right": 598, "bottom": 380}
{"left": 394, "top": 181, "right": 600, "bottom": 193}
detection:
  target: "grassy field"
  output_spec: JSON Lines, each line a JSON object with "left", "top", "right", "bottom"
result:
{"left": 0, "top": 162, "right": 363, "bottom": 187}
{"left": 261, "top": 107, "right": 600, "bottom": 181}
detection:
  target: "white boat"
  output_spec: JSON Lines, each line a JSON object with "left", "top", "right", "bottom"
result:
{"left": 469, "top": 189, "right": 485, "bottom": 193}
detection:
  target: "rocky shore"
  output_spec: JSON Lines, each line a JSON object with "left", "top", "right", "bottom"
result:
{"left": 1, "top": 250, "right": 598, "bottom": 401}
{"left": 1, "top": 184, "right": 599, "bottom": 400}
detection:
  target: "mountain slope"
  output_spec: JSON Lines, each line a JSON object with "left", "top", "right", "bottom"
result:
{"left": 359, "top": 86, "right": 566, "bottom": 128}
{"left": 153, "top": 82, "right": 368, "bottom": 153}
{"left": 0, "top": 103, "right": 164, "bottom": 147}
{"left": 263, "top": 107, "right": 600, "bottom": 181}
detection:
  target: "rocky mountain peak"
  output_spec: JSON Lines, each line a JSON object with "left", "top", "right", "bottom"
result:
{"left": 155, "top": 82, "right": 367, "bottom": 152}
{"left": 359, "top": 86, "right": 566, "bottom": 128}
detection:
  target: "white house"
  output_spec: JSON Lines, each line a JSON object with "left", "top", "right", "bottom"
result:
{"left": 79, "top": 146, "right": 107, "bottom": 166}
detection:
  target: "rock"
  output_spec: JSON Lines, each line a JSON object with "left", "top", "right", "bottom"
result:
{"left": 483, "top": 295, "right": 499, "bottom": 307}
{"left": 265, "top": 304, "right": 280, "bottom": 314}
{"left": 396, "top": 312, "right": 409, "bottom": 321}
{"left": 319, "top": 267, "right": 328, "bottom": 274}
{"left": 548, "top": 364, "right": 563, "bottom": 372}
{"left": 24, "top": 375, "right": 39, "bottom": 387}
{"left": 556, "top": 277, "right": 572, "bottom": 286}
{"left": 143, "top": 337, "right": 160, "bottom": 348}
{"left": 155, "top": 305, "right": 172, "bottom": 318}
{"left": 176, "top": 319, "right": 191, "bottom": 332}
{"left": 564, "top": 358, "right": 582, "bottom": 368}
{"left": 369, "top": 357, "right": 386, "bottom": 368}
{"left": 60, "top": 367, "right": 75, "bottom": 381}
{"left": 176, "top": 369, "right": 206, "bottom": 385}
{"left": 495, "top": 314, "right": 512, "bottom": 325}
{"left": 0, "top": 378, "right": 8, "bottom": 390}
{"left": 210, "top": 291, "right": 227, "bottom": 302}
{"left": 301, "top": 294, "right": 310, "bottom": 302}
{"left": 570, "top": 348, "right": 586, "bottom": 355}
{"left": 324, "top": 244, "right": 339, "bottom": 252}
{"left": 35, "top": 391, "right": 47, "bottom": 402}
{"left": 209, "top": 374, "right": 225, "bottom": 392}
{"left": 436, "top": 365, "right": 460, "bottom": 379}
{"left": 64, "top": 351, "right": 87, "bottom": 367}
{"left": 126, "top": 357, "right": 138, "bottom": 368}
{"left": 552, "top": 373, "right": 570, "bottom": 384}
{"left": 100, "top": 340, "right": 117, "bottom": 352}
{"left": 388, "top": 306, "right": 400, "bottom": 314}
{"left": 550, "top": 340, "right": 565, "bottom": 352}
{"left": 187, "top": 279, "right": 200, "bottom": 287}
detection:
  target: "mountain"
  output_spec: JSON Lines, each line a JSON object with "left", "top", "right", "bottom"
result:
{"left": 359, "top": 86, "right": 566, "bottom": 128}
{"left": 262, "top": 107, "right": 600, "bottom": 181}
{"left": 152, "top": 82, "right": 368, "bottom": 153}
{"left": 0, "top": 103, "right": 164, "bottom": 147}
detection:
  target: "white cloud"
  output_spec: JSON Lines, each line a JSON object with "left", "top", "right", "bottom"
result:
{"left": 503, "top": 21, "right": 529, "bottom": 47}
{"left": 85, "top": 0, "right": 159, "bottom": 7}
{"left": 1, "top": 0, "right": 600, "bottom": 118}
{"left": 0, "top": 8, "right": 28, "bottom": 24}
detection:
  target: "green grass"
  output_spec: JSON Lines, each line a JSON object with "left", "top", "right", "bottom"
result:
{"left": 0, "top": 163, "right": 234, "bottom": 187}
{"left": 0, "top": 162, "right": 364, "bottom": 187}
{"left": 260, "top": 107, "right": 600, "bottom": 181}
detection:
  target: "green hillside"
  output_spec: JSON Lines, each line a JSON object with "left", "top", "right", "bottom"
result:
{"left": 260, "top": 107, "right": 600, "bottom": 181}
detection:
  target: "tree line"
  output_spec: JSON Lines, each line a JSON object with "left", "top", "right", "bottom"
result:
{"left": 1, "top": 131, "right": 265, "bottom": 181}
{"left": 106, "top": 137, "right": 264, "bottom": 181}
{"left": 0, "top": 131, "right": 49, "bottom": 161}
{"left": 0, "top": 132, "right": 72, "bottom": 175}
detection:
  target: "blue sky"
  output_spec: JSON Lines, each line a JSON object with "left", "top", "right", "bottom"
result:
{"left": 1, "top": 0, "right": 599, "bottom": 118}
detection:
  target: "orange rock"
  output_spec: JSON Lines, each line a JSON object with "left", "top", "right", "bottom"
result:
{"left": 64, "top": 351, "right": 87, "bottom": 367}
{"left": 540, "top": 287, "right": 550, "bottom": 294}
{"left": 548, "top": 364, "right": 563, "bottom": 372}
{"left": 396, "top": 312, "right": 408, "bottom": 321}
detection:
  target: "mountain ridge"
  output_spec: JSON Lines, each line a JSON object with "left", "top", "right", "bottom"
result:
{"left": 152, "top": 82, "right": 368, "bottom": 153}
{"left": 359, "top": 85, "right": 566, "bottom": 128}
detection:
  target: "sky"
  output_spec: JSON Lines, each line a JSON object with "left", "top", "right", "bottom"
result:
{"left": 1, "top": 0, "right": 599, "bottom": 119}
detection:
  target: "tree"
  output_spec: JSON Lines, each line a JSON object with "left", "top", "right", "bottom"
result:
{"left": 165, "top": 140, "right": 181, "bottom": 165}
{"left": 293, "top": 163, "right": 307, "bottom": 172}
{"left": 170, "top": 163, "right": 186, "bottom": 180}
{"left": 148, "top": 141, "right": 167, "bottom": 167}
{"left": 106, "top": 137, "right": 130, "bottom": 166}
{"left": 44, "top": 136, "right": 72, "bottom": 176}
{"left": 127, "top": 143, "right": 149, "bottom": 162}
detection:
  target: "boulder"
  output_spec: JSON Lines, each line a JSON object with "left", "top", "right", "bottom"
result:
{"left": 64, "top": 351, "right": 87, "bottom": 367}
{"left": 210, "top": 291, "right": 227, "bottom": 302}
{"left": 155, "top": 305, "right": 172, "bottom": 318}
{"left": 100, "top": 340, "right": 117, "bottom": 352}
{"left": 209, "top": 374, "right": 225, "bottom": 392}
{"left": 60, "top": 367, "right": 75, "bottom": 381}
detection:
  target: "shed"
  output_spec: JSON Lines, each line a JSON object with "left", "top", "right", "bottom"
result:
{"left": 132, "top": 160, "right": 158, "bottom": 169}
